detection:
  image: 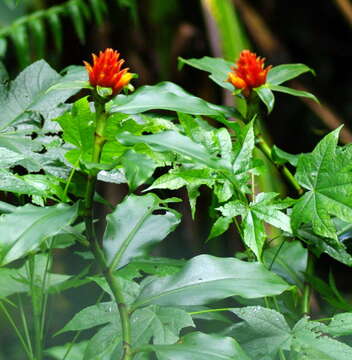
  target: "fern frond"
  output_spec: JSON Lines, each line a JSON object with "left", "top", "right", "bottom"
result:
{"left": 0, "top": 0, "right": 108, "bottom": 67}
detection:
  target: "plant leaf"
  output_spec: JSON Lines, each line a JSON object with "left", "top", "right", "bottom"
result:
{"left": 254, "top": 86, "right": 275, "bottom": 113}
{"left": 142, "top": 332, "right": 251, "bottom": 360}
{"left": 108, "top": 81, "right": 235, "bottom": 117}
{"left": 292, "top": 127, "right": 352, "bottom": 241}
{"left": 269, "top": 84, "right": 319, "bottom": 103}
{"left": 267, "top": 63, "right": 315, "bottom": 85}
{"left": 133, "top": 254, "right": 290, "bottom": 308}
{"left": 0, "top": 203, "right": 78, "bottom": 266}
{"left": 103, "top": 194, "right": 180, "bottom": 269}
{"left": 118, "top": 130, "right": 231, "bottom": 171}
{"left": 178, "top": 56, "right": 234, "bottom": 91}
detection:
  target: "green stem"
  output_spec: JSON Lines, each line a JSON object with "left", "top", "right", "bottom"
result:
{"left": 188, "top": 307, "right": 232, "bottom": 316}
{"left": 0, "top": 302, "right": 33, "bottom": 359}
{"left": 302, "top": 253, "right": 315, "bottom": 315}
{"left": 84, "top": 100, "right": 132, "bottom": 360}
{"left": 28, "top": 256, "right": 43, "bottom": 360}
{"left": 256, "top": 135, "right": 303, "bottom": 195}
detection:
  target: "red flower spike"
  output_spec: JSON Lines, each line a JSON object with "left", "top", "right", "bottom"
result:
{"left": 84, "top": 48, "right": 133, "bottom": 96}
{"left": 227, "top": 50, "right": 272, "bottom": 97}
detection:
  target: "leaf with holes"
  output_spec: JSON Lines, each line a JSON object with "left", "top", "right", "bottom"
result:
{"left": 103, "top": 194, "right": 181, "bottom": 270}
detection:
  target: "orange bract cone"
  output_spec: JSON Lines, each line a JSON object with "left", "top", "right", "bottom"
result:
{"left": 227, "top": 50, "right": 271, "bottom": 96}
{"left": 84, "top": 48, "right": 133, "bottom": 96}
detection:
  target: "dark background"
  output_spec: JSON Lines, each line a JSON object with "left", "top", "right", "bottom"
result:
{"left": 0, "top": 0, "right": 351, "bottom": 357}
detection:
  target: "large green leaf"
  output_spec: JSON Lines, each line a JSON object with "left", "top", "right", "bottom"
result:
{"left": 228, "top": 306, "right": 291, "bottom": 358}
{"left": 291, "top": 317, "right": 352, "bottom": 359}
{"left": 108, "top": 81, "right": 235, "bottom": 117}
{"left": 292, "top": 127, "right": 352, "bottom": 240}
{"left": 267, "top": 64, "right": 315, "bottom": 85}
{"left": 103, "top": 194, "right": 180, "bottom": 270}
{"left": 133, "top": 254, "right": 290, "bottom": 308}
{"left": 142, "top": 332, "right": 250, "bottom": 360}
{"left": 118, "top": 130, "right": 232, "bottom": 171}
{"left": 120, "top": 149, "right": 157, "bottom": 192}
{"left": 178, "top": 56, "right": 234, "bottom": 91}
{"left": 0, "top": 60, "right": 85, "bottom": 130}
{"left": 0, "top": 202, "right": 78, "bottom": 266}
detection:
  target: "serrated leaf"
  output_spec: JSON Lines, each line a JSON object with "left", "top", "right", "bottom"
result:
{"left": 269, "top": 84, "right": 319, "bottom": 103}
{"left": 217, "top": 194, "right": 291, "bottom": 259}
{"left": 133, "top": 254, "right": 289, "bottom": 308}
{"left": 143, "top": 332, "right": 251, "bottom": 360}
{"left": 103, "top": 194, "right": 181, "bottom": 269}
{"left": 0, "top": 60, "right": 84, "bottom": 129}
{"left": 178, "top": 56, "right": 234, "bottom": 91}
{"left": 54, "top": 97, "right": 95, "bottom": 164}
{"left": 232, "top": 121, "right": 255, "bottom": 188}
{"left": 267, "top": 63, "right": 315, "bottom": 85}
{"left": 255, "top": 86, "right": 275, "bottom": 113}
{"left": 229, "top": 306, "right": 291, "bottom": 357}
{"left": 324, "top": 313, "right": 352, "bottom": 337}
{"left": 292, "top": 127, "right": 352, "bottom": 240}
{"left": 292, "top": 317, "right": 352, "bottom": 359}
{"left": 0, "top": 202, "right": 78, "bottom": 266}
{"left": 108, "top": 81, "right": 235, "bottom": 117}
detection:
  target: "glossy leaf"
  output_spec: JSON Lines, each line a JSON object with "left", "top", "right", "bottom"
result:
{"left": 272, "top": 145, "right": 299, "bottom": 166}
{"left": 292, "top": 127, "right": 352, "bottom": 240}
{"left": 118, "top": 130, "right": 231, "bottom": 171}
{"left": 120, "top": 149, "right": 157, "bottom": 191}
{"left": 103, "top": 194, "right": 181, "bottom": 269}
{"left": 269, "top": 84, "right": 319, "bottom": 103}
{"left": 255, "top": 86, "right": 275, "bottom": 113}
{"left": 178, "top": 56, "right": 234, "bottom": 90}
{"left": 133, "top": 254, "right": 290, "bottom": 308}
{"left": 0, "top": 203, "right": 78, "bottom": 266}
{"left": 143, "top": 332, "right": 250, "bottom": 360}
{"left": 267, "top": 63, "right": 315, "bottom": 85}
{"left": 108, "top": 81, "right": 235, "bottom": 117}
